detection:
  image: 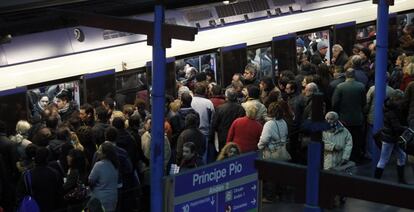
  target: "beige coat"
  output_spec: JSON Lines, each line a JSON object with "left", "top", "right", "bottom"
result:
{"left": 322, "top": 124, "right": 353, "bottom": 170}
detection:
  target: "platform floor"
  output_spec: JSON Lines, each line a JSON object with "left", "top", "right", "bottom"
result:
{"left": 262, "top": 160, "right": 414, "bottom": 212}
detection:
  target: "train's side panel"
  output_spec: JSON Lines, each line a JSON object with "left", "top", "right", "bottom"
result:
{"left": 0, "top": 0, "right": 412, "bottom": 91}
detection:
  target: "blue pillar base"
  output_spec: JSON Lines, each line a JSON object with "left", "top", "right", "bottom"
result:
{"left": 304, "top": 204, "right": 323, "bottom": 212}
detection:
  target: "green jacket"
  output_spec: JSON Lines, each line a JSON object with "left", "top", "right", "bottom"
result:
{"left": 332, "top": 79, "right": 366, "bottom": 126}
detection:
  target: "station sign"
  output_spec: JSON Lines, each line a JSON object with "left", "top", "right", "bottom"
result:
{"left": 165, "top": 152, "right": 259, "bottom": 212}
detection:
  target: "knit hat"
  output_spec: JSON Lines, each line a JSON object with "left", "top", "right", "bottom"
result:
{"left": 317, "top": 41, "right": 328, "bottom": 51}
{"left": 296, "top": 38, "right": 305, "bottom": 47}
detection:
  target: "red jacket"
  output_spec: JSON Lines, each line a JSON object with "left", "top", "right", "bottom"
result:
{"left": 210, "top": 96, "right": 226, "bottom": 109}
{"left": 226, "top": 117, "right": 263, "bottom": 153}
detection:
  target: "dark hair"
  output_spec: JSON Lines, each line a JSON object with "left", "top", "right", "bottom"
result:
{"left": 80, "top": 103, "right": 95, "bottom": 119}
{"left": 185, "top": 113, "right": 200, "bottom": 129}
{"left": 247, "top": 85, "right": 260, "bottom": 99}
{"left": 183, "top": 142, "right": 196, "bottom": 153}
{"left": 105, "top": 126, "right": 118, "bottom": 142}
{"left": 32, "top": 127, "right": 52, "bottom": 147}
{"left": 260, "top": 76, "right": 275, "bottom": 92}
{"left": 112, "top": 117, "right": 125, "bottom": 130}
{"left": 286, "top": 80, "right": 298, "bottom": 92}
{"left": 45, "top": 116, "right": 58, "bottom": 130}
{"left": 195, "top": 72, "right": 207, "bottom": 82}
{"left": 128, "top": 114, "right": 141, "bottom": 129}
{"left": 181, "top": 92, "right": 193, "bottom": 107}
{"left": 99, "top": 142, "right": 120, "bottom": 170}
{"left": 67, "top": 149, "right": 86, "bottom": 175}
{"left": 194, "top": 82, "right": 206, "bottom": 95}
{"left": 264, "top": 90, "right": 281, "bottom": 108}
{"left": 103, "top": 97, "right": 115, "bottom": 110}
{"left": 56, "top": 89, "right": 71, "bottom": 102}
{"left": 267, "top": 102, "right": 284, "bottom": 120}
{"left": 211, "top": 84, "right": 222, "bottom": 96}
{"left": 25, "top": 144, "right": 38, "bottom": 160}
{"left": 34, "top": 147, "right": 49, "bottom": 166}
{"left": 76, "top": 126, "right": 94, "bottom": 147}
{"left": 95, "top": 106, "right": 109, "bottom": 122}
{"left": 56, "top": 127, "right": 71, "bottom": 141}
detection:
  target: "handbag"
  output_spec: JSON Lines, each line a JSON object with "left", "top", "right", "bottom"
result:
{"left": 63, "top": 175, "right": 88, "bottom": 203}
{"left": 262, "top": 120, "right": 291, "bottom": 161}
{"left": 399, "top": 127, "right": 414, "bottom": 154}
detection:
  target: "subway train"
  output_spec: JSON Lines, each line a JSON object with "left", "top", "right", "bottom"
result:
{"left": 0, "top": 0, "right": 413, "bottom": 134}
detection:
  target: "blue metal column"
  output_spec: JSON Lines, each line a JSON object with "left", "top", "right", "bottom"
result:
{"left": 151, "top": 4, "right": 166, "bottom": 212}
{"left": 304, "top": 93, "right": 324, "bottom": 212}
{"left": 372, "top": 0, "right": 390, "bottom": 170}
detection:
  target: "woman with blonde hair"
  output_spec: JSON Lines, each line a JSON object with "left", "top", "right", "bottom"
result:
{"left": 226, "top": 101, "right": 263, "bottom": 153}
{"left": 217, "top": 142, "right": 241, "bottom": 161}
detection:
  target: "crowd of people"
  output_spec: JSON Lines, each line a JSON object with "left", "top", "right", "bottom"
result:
{"left": 1, "top": 16, "right": 414, "bottom": 212}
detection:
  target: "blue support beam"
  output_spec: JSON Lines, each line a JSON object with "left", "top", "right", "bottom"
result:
{"left": 151, "top": 4, "right": 166, "bottom": 212}
{"left": 372, "top": 0, "right": 390, "bottom": 171}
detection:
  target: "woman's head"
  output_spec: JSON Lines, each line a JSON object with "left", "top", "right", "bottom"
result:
{"left": 16, "top": 120, "right": 31, "bottom": 136}
{"left": 217, "top": 143, "right": 240, "bottom": 160}
{"left": 67, "top": 149, "right": 86, "bottom": 173}
{"left": 244, "top": 101, "right": 258, "bottom": 119}
{"left": 267, "top": 102, "right": 284, "bottom": 120}
{"left": 97, "top": 142, "right": 119, "bottom": 169}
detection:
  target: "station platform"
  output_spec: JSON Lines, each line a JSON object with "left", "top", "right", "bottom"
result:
{"left": 263, "top": 161, "right": 414, "bottom": 212}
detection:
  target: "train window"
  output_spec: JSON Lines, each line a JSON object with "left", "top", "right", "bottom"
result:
{"left": 27, "top": 80, "right": 81, "bottom": 122}
{"left": 84, "top": 70, "right": 116, "bottom": 108}
{"left": 272, "top": 35, "right": 296, "bottom": 76}
{"left": 176, "top": 53, "right": 218, "bottom": 87}
{"left": 356, "top": 25, "right": 376, "bottom": 41}
{"left": 247, "top": 46, "right": 274, "bottom": 80}
{"left": 0, "top": 88, "right": 28, "bottom": 136}
{"left": 115, "top": 68, "right": 148, "bottom": 107}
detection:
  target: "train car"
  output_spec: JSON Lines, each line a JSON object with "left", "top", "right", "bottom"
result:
{"left": 0, "top": 0, "right": 414, "bottom": 134}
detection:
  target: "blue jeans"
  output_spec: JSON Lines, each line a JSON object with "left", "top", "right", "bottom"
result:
{"left": 376, "top": 142, "right": 406, "bottom": 169}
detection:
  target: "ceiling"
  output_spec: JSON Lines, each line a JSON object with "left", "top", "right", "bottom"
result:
{"left": 0, "top": 0, "right": 222, "bottom": 36}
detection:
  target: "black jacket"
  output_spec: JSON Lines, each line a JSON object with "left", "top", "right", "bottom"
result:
{"left": 333, "top": 51, "right": 348, "bottom": 67}
{"left": 91, "top": 122, "right": 109, "bottom": 146}
{"left": 17, "top": 166, "right": 63, "bottom": 212}
{"left": 0, "top": 134, "right": 18, "bottom": 183}
{"left": 382, "top": 100, "right": 406, "bottom": 143}
{"left": 211, "top": 102, "right": 245, "bottom": 150}
{"left": 116, "top": 129, "right": 139, "bottom": 170}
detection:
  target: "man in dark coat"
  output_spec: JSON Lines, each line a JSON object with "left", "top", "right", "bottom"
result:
{"left": 310, "top": 40, "right": 329, "bottom": 66}
{"left": 332, "top": 69, "right": 366, "bottom": 163}
{"left": 16, "top": 147, "right": 63, "bottom": 212}
{"left": 55, "top": 89, "right": 78, "bottom": 123}
{"left": 211, "top": 89, "right": 245, "bottom": 151}
{"left": 242, "top": 63, "right": 260, "bottom": 86}
{"left": 91, "top": 106, "right": 110, "bottom": 146}
{"left": 331, "top": 44, "right": 348, "bottom": 67}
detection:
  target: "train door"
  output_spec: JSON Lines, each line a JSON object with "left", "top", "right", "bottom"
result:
{"left": 219, "top": 43, "right": 247, "bottom": 87}
{"left": 272, "top": 34, "right": 297, "bottom": 76}
{"left": 146, "top": 58, "right": 177, "bottom": 100}
{"left": 115, "top": 67, "right": 148, "bottom": 109}
{"left": 83, "top": 70, "right": 116, "bottom": 107}
{"left": 0, "top": 88, "right": 28, "bottom": 135}
{"left": 333, "top": 22, "right": 357, "bottom": 57}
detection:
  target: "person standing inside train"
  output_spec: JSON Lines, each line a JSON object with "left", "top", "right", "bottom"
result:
{"left": 55, "top": 89, "right": 77, "bottom": 123}
{"left": 243, "top": 64, "right": 260, "bottom": 86}
{"left": 311, "top": 40, "right": 329, "bottom": 66}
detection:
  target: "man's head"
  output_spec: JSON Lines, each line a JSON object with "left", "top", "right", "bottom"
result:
{"left": 304, "top": 82, "right": 318, "bottom": 97}
{"left": 332, "top": 44, "right": 343, "bottom": 58}
{"left": 55, "top": 90, "right": 71, "bottom": 110}
{"left": 79, "top": 104, "right": 94, "bottom": 122}
{"left": 325, "top": 111, "right": 339, "bottom": 131}
{"left": 243, "top": 64, "right": 257, "bottom": 81}
{"left": 345, "top": 68, "right": 356, "bottom": 79}
{"left": 317, "top": 41, "right": 329, "bottom": 56}
{"left": 285, "top": 80, "right": 298, "bottom": 95}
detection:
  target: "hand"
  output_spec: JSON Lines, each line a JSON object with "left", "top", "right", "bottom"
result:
{"left": 334, "top": 144, "right": 342, "bottom": 151}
